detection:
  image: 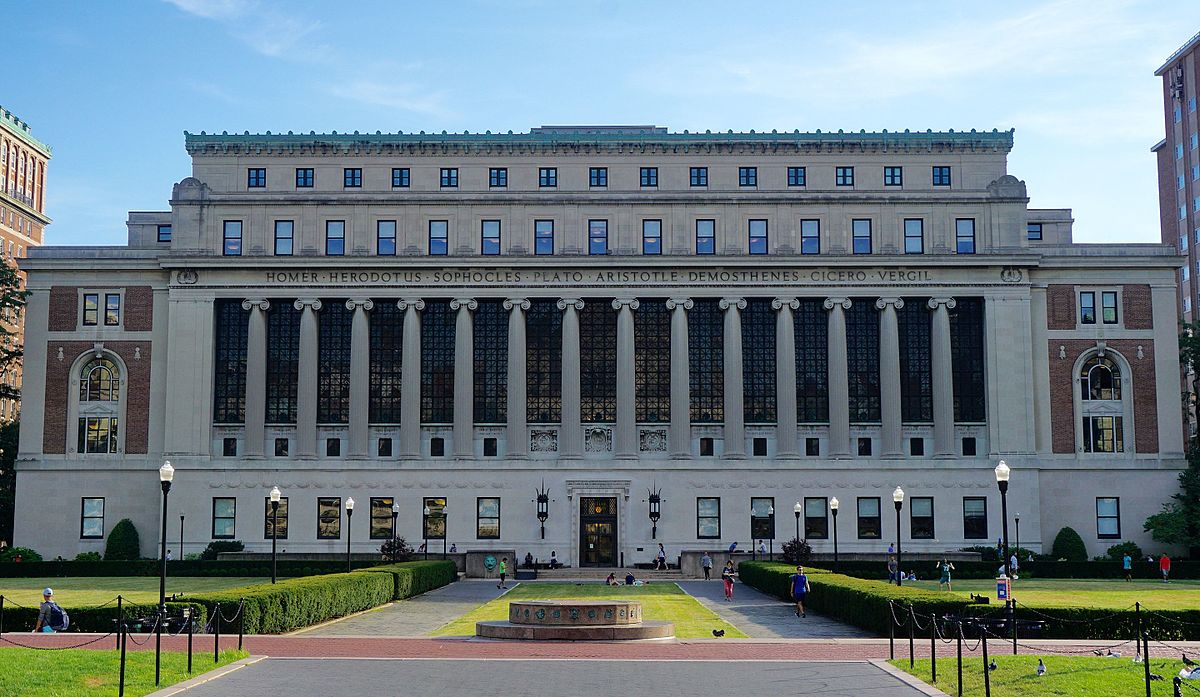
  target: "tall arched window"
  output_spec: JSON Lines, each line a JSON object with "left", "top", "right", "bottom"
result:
{"left": 1081, "top": 357, "right": 1120, "bottom": 401}
{"left": 1078, "top": 355, "right": 1125, "bottom": 453}
{"left": 77, "top": 357, "right": 121, "bottom": 454}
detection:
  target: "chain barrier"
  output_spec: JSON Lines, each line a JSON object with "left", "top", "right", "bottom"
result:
{"left": 889, "top": 601, "right": 910, "bottom": 628}
{"left": 1179, "top": 677, "right": 1200, "bottom": 694}
{"left": 1012, "top": 600, "right": 1138, "bottom": 625}
{"left": 218, "top": 601, "right": 244, "bottom": 624}
{"left": 0, "top": 631, "right": 115, "bottom": 651}
{"left": 165, "top": 617, "right": 192, "bottom": 639}
{"left": 124, "top": 614, "right": 162, "bottom": 646}
{"left": 1146, "top": 610, "right": 1200, "bottom": 628}
{"left": 1151, "top": 636, "right": 1200, "bottom": 655}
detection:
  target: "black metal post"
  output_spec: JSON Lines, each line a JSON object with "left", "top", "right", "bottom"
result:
{"left": 998, "top": 479, "right": 1010, "bottom": 577}
{"left": 794, "top": 510, "right": 800, "bottom": 545}
{"left": 895, "top": 499, "right": 903, "bottom": 587}
{"left": 187, "top": 607, "right": 193, "bottom": 673}
{"left": 1144, "top": 631, "right": 1152, "bottom": 697}
{"left": 346, "top": 507, "right": 354, "bottom": 572}
{"left": 238, "top": 599, "right": 245, "bottom": 651}
{"left": 1010, "top": 601, "right": 1017, "bottom": 655}
{"left": 0, "top": 595, "right": 5, "bottom": 638}
{"left": 957, "top": 621, "right": 963, "bottom": 697}
{"left": 908, "top": 605, "right": 915, "bottom": 670}
{"left": 888, "top": 601, "right": 895, "bottom": 660}
{"left": 1014, "top": 516, "right": 1020, "bottom": 564}
{"left": 752, "top": 539, "right": 757, "bottom": 562}
{"left": 981, "top": 624, "right": 991, "bottom": 697}
{"left": 118, "top": 619, "right": 128, "bottom": 697}
{"left": 831, "top": 508, "right": 839, "bottom": 573}
{"left": 442, "top": 509, "right": 447, "bottom": 558}
{"left": 931, "top": 614, "right": 937, "bottom": 684}
{"left": 391, "top": 510, "right": 398, "bottom": 562}
{"left": 180, "top": 514, "right": 185, "bottom": 562}
{"left": 213, "top": 602, "right": 221, "bottom": 663}
{"left": 271, "top": 500, "right": 279, "bottom": 584}
{"left": 1136, "top": 601, "right": 1142, "bottom": 645}
{"left": 115, "top": 595, "right": 122, "bottom": 650}
{"left": 1176, "top": 676, "right": 1184, "bottom": 697}
{"left": 157, "top": 479, "right": 171, "bottom": 686}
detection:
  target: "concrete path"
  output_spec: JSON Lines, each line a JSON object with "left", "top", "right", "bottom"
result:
{"left": 677, "top": 580, "right": 874, "bottom": 639}
{"left": 295, "top": 580, "right": 513, "bottom": 636}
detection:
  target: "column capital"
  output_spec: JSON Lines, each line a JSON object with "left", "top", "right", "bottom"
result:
{"left": 450, "top": 298, "right": 478, "bottom": 311}
{"left": 556, "top": 298, "right": 585, "bottom": 311}
{"left": 718, "top": 297, "right": 746, "bottom": 311}
{"left": 503, "top": 298, "right": 531, "bottom": 311}
{"left": 874, "top": 297, "right": 905, "bottom": 311}
{"left": 771, "top": 297, "right": 800, "bottom": 311}
{"left": 823, "top": 297, "right": 852, "bottom": 311}
{"left": 666, "top": 297, "right": 694, "bottom": 310}
{"left": 241, "top": 298, "right": 271, "bottom": 312}
{"left": 397, "top": 298, "right": 425, "bottom": 311}
{"left": 927, "top": 297, "right": 957, "bottom": 311}
{"left": 345, "top": 298, "right": 375, "bottom": 312}
{"left": 294, "top": 298, "right": 323, "bottom": 312}
{"left": 612, "top": 298, "right": 640, "bottom": 311}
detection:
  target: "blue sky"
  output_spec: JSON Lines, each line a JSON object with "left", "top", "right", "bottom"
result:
{"left": 7, "top": 0, "right": 1200, "bottom": 246}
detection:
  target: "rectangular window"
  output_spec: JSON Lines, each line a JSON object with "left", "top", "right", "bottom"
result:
{"left": 1027, "top": 222, "right": 1043, "bottom": 241}
{"left": 1096, "top": 497, "right": 1121, "bottom": 539}
{"left": 212, "top": 497, "right": 236, "bottom": 539}
{"left": 857, "top": 497, "right": 881, "bottom": 539}
{"left": 1083, "top": 415, "right": 1124, "bottom": 453}
{"left": 370, "top": 497, "right": 394, "bottom": 540}
{"left": 534, "top": 220, "right": 554, "bottom": 255}
{"left": 932, "top": 166, "right": 951, "bottom": 186}
{"left": 696, "top": 219, "right": 715, "bottom": 255}
{"left": 325, "top": 220, "right": 345, "bottom": 256}
{"left": 738, "top": 166, "right": 757, "bottom": 187}
{"left": 477, "top": 497, "right": 500, "bottom": 539}
{"left": 1177, "top": 105, "right": 1184, "bottom": 123}
{"left": 223, "top": 220, "right": 242, "bottom": 256}
{"left": 697, "top": 497, "right": 720, "bottom": 538}
{"left": 1191, "top": 96, "right": 1197, "bottom": 112}
{"left": 222, "top": 437, "right": 237, "bottom": 457}
{"left": 1079, "top": 291, "right": 1096, "bottom": 324}
{"left": 440, "top": 168, "right": 458, "bottom": 188}
{"left": 857, "top": 437, "right": 872, "bottom": 456}
{"left": 1101, "top": 291, "right": 1118, "bottom": 324}
{"left": 804, "top": 497, "right": 828, "bottom": 539}
{"left": 429, "top": 220, "right": 449, "bottom": 256}
{"left": 489, "top": 167, "right": 507, "bottom": 188}
{"left": 690, "top": 167, "right": 708, "bottom": 187}
{"left": 317, "top": 497, "right": 341, "bottom": 539}
{"left": 963, "top": 497, "right": 988, "bottom": 539}
{"left": 274, "top": 220, "right": 294, "bottom": 256}
{"left": 247, "top": 168, "right": 266, "bottom": 188}
{"left": 77, "top": 416, "right": 119, "bottom": 453}
{"left": 805, "top": 437, "right": 819, "bottom": 456}
{"left": 750, "top": 497, "right": 774, "bottom": 540}
{"left": 1178, "top": 144, "right": 1185, "bottom": 160}
{"left": 910, "top": 496, "right": 934, "bottom": 539}
{"left": 1181, "top": 174, "right": 1187, "bottom": 190}
{"left": 787, "top": 166, "right": 806, "bottom": 187}
{"left": 642, "top": 219, "right": 662, "bottom": 255}
{"left": 343, "top": 168, "right": 362, "bottom": 188}
{"left": 799, "top": 219, "right": 820, "bottom": 255}
{"left": 81, "top": 497, "right": 104, "bottom": 539}
{"left": 884, "top": 166, "right": 903, "bottom": 186}
{"left": 640, "top": 167, "right": 658, "bottom": 187}
{"left": 699, "top": 437, "right": 714, "bottom": 456}
{"left": 481, "top": 220, "right": 501, "bottom": 255}
{"left": 326, "top": 438, "right": 341, "bottom": 457}
{"left": 392, "top": 167, "right": 410, "bottom": 188}
{"left": 274, "top": 438, "right": 288, "bottom": 457}
{"left": 962, "top": 437, "right": 977, "bottom": 457}
{"left": 1182, "top": 205, "right": 1189, "bottom": 220}
{"left": 104, "top": 293, "right": 121, "bottom": 326}
{"left": 423, "top": 497, "right": 447, "bottom": 539}
{"left": 588, "top": 219, "right": 608, "bottom": 255}
{"left": 1192, "top": 133, "right": 1198, "bottom": 150}
{"left": 377, "top": 220, "right": 397, "bottom": 256}
{"left": 748, "top": 219, "right": 768, "bottom": 255}
{"left": 589, "top": 167, "right": 607, "bottom": 187}
{"left": 836, "top": 166, "right": 854, "bottom": 186}
{"left": 910, "top": 437, "right": 925, "bottom": 456}
{"left": 296, "top": 168, "right": 314, "bottom": 188}
{"left": 904, "top": 219, "right": 924, "bottom": 254}
{"left": 264, "top": 496, "right": 289, "bottom": 540}
{"left": 1193, "top": 165, "right": 1199, "bottom": 181}
{"left": 955, "top": 219, "right": 976, "bottom": 254}
{"left": 157, "top": 224, "right": 172, "bottom": 242}
{"left": 852, "top": 219, "right": 872, "bottom": 254}
{"left": 538, "top": 167, "right": 557, "bottom": 188}
{"left": 378, "top": 438, "right": 392, "bottom": 457}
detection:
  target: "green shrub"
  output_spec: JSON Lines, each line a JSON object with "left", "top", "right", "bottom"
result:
{"left": 1051, "top": 527, "right": 1088, "bottom": 561}
{"left": 363, "top": 560, "right": 457, "bottom": 599}
{"left": 104, "top": 519, "right": 141, "bottom": 561}
{"left": 0, "top": 546, "right": 42, "bottom": 563}
{"left": 73, "top": 551, "right": 102, "bottom": 562}
{"left": 1105, "top": 541, "right": 1143, "bottom": 562}
{"left": 188, "top": 572, "right": 394, "bottom": 634}
{"left": 379, "top": 537, "right": 414, "bottom": 563}
{"left": 200, "top": 540, "right": 244, "bottom": 561}
{"left": 961, "top": 545, "right": 999, "bottom": 562}
{"left": 781, "top": 538, "right": 812, "bottom": 564}
{"left": 0, "top": 601, "right": 205, "bottom": 633}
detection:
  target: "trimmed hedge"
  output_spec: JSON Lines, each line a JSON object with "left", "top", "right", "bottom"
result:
{"left": 0, "top": 600, "right": 206, "bottom": 634}
{"left": 812, "top": 559, "right": 1200, "bottom": 581}
{"left": 187, "top": 572, "right": 395, "bottom": 634}
{"left": 362, "top": 560, "right": 457, "bottom": 600}
{"left": 0, "top": 559, "right": 383, "bottom": 579}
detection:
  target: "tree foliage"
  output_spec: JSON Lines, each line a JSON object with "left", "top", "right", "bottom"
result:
{"left": 380, "top": 536, "right": 414, "bottom": 563}
{"left": 0, "top": 420, "right": 17, "bottom": 545}
{"left": 781, "top": 537, "right": 812, "bottom": 564}
{"left": 1144, "top": 446, "right": 1200, "bottom": 557}
{"left": 1050, "top": 527, "right": 1088, "bottom": 561}
{"left": 104, "top": 518, "right": 142, "bottom": 560}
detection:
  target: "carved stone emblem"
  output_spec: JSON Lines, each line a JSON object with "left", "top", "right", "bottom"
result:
{"left": 639, "top": 428, "right": 668, "bottom": 452}
{"left": 530, "top": 429, "right": 558, "bottom": 452}
{"left": 1000, "top": 267, "right": 1024, "bottom": 283}
{"left": 176, "top": 269, "right": 198, "bottom": 285}
{"left": 584, "top": 427, "right": 613, "bottom": 453}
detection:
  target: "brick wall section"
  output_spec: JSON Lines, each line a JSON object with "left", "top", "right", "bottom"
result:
{"left": 47, "top": 286, "right": 78, "bottom": 331}
{"left": 1046, "top": 285, "right": 1076, "bottom": 329}
{"left": 43, "top": 341, "right": 152, "bottom": 455}
{"left": 1122, "top": 284, "right": 1153, "bottom": 330}
{"left": 1049, "top": 339, "right": 1158, "bottom": 454}
{"left": 123, "top": 286, "right": 154, "bottom": 331}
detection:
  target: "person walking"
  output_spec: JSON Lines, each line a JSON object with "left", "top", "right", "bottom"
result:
{"left": 1160, "top": 554, "right": 1172, "bottom": 583}
{"left": 497, "top": 557, "right": 508, "bottom": 589}
{"left": 721, "top": 561, "right": 736, "bottom": 601}
{"left": 656, "top": 543, "right": 667, "bottom": 570}
{"left": 1123, "top": 553, "right": 1133, "bottom": 582}
{"left": 701, "top": 551, "right": 713, "bottom": 580}
{"left": 887, "top": 555, "right": 899, "bottom": 584}
{"left": 33, "top": 588, "right": 67, "bottom": 633}
{"left": 790, "top": 565, "right": 811, "bottom": 618}
{"left": 1009, "top": 552, "right": 1019, "bottom": 580}
{"left": 938, "top": 559, "right": 955, "bottom": 591}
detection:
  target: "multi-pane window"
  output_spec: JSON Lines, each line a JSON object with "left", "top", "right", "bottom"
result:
{"left": 803, "top": 497, "right": 828, "bottom": 539}
{"left": 377, "top": 220, "right": 397, "bottom": 256}
{"left": 1083, "top": 416, "right": 1123, "bottom": 453}
{"left": 742, "top": 300, "right": 776, "bottom": 423}
{"left": 1096, "top": 498, "right": 1120, "bottom": 539}
{"left": 836, "top": 166, "right": 854, "bottom": 186}
{"left": 392, "top": 168, "right": 410, "bottom": 188}
{"left": 1101, "top": 291, "right": 1118, "bottom": 324}
{"left": 247, "top": 168, "right": 266, "bottom": 188}
{"left": 489, "top": 167, "right": 507, "bottom": 188}
{"left": 579, "top": 300, "right": 616, "bottom": 422}
{"left": 634, "top": 300, "right": 671, "bottom": 423}
{"left": 738, "top": 167, "right": 757, "bottom": 187}
{"left": 750, "top": 497, "right": 774, "bottom": 540}
{"left": 157, "top": 224, "right": 172, "bottom": 242}
{"left": 932, "top": 166, "right": 951, "bottom": 186}
{"left": 213, "top": 300, "right": 249, "bottom": 423}
{"left": 83, "top": 293, "right": 99, "bottom": 326}
{"left": 421, "top": 302, "right": 455, "bottom": 423}
{"left": 326, "top": 220, "right": 345, "bottom": 256}
{"left": 787, "top": 166, "right": 806, "bottom": 187}
{"left": 538, "top": 167, "right": 557, "bottom": 187}
{"left": 847, "top": 302, "right": 881, "bottom": 422}
{"left": 903, "top": 219, "right": 924, "bottom": 254}
{"left": 440, "top": 168, "right": 458, "bottom": 187}
{"left": 274, "top": 220, "right": 294, "bottom": 255}
{"left": 795, "top": 300, "right": 828, "bottom": 422}
{"left": 370, "top": 497, "right": 394, "bottom": 540}
{"left": 473, "top": 301, "right": 508, "bottom": 424}
{"left": 748, "top": 219, "right": 768, "bottom": 255}
{"left": 857, "top": 497, "right": 881, "bottom": 539}
{"left": 535, "top": 220, "right": 554, "bottom": 255}
{"left": 696, "top": 219, "right": 715, "bottom": 255}
{"left": 317, "top": 497, "right": 341, "bottom": 539}
{"left": 642, "top": 219, "right": 662, "bottom": 255}
{"left": 852, "top": 219, "right": 872, "bottom": 254}
{"left": 343, "top": 168, "right": 362, "bottom": 188}
{"left": 689, "top": 299, "right": 724, "bottom": 422}
{"left": 1081, "top": 356, "right": 1120, "bottom": 401}
{"left": 296, "top": 168, "right": 314, "bottom": 188}
{"left": 949, "top": 299, "right": 986, "bottom": 422}
{"left": 212, "top": 497, "right": 236, "bottom": 539}
{"left": 640, "top": 167, "right": 658, "bottom": 187}
{"left": 223, "top": 220, "right": 242, "bottom": 256}
{"left": 1079, "top": 291, "right": 1096, "bottom": 324}
{"left": 884, "top": 166, "right": 903, "bottom": 186}
{"left": 78, "top": 416, "right": 119, "bottom": 454}
{"left": 526, "top": 301, "right": 563, "bottom": 423}
{"left": 104, "top": 293, "right": 121, "bottom": 326}
{"left": 1027, "top": 222, "right": 1043, "bottom": 240}
{"left": 955, "top": 219, "right": 976, "bottom": 254}
{"left": 697, "top": 497, "right": 721, "bottom": 538}
{"left": 963, "top": 497, "right": 987, "bottom": 539}
{"left": 368, "top": 302, "right": 403, "bottom": 423}
{"left": 588, "top": 220, "right": 608, "bottom": 255}
{"left": 318, "top": 301, "right": 352, "bottom": 423}
{"left": 423, "top": 497, "right": 447, "bottom": 539}
{"left": 477, "top": 497, "right": 500, "bottom": 539}
{"left": 800, "top": 219, "right": 820, "bottom": 255}
{"left": 898, "top": 301, "right": 932, "bottom": 422}
{"left": 910, "top": 497, "right": 934, "bottom": 539}
{"left": 266, "top": 302, "right": 300, "bottom": 424}
{"left": 690, "top": 167, "right": 708, "bottom": 186}
{"left": 81, "top": 498, "right": 104, "bottom": 538}
{"left": 264, "top": 496, "right": 289, "bottom": 540}
{"left": 481, "top": 220, "right": 501, "bottom": 255}
{"left": 589, "top": 167, "right": 607, "bottom": 187}
{"left": 429, "top": 220, "right": 449, "bottom": 256}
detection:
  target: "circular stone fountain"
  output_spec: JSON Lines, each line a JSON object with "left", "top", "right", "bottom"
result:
{"left": 475, "top": 600, "right": 675, "bottom": 640}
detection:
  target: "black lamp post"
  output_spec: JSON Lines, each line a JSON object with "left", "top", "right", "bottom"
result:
{"left": 995, "top": 460, "right": 1011, "bottom": 576}
{"left": 768, "top": 505, "right": 775, "bottom": 560}
{"left": 1014, "top": 513, "right": 1021, "bottom": 566}
{"left": 893, "top": 487, "right": 905, "bottom": 587}
{"left": 179, "top": 514, "right": 185, "bottom": 561}
{"left": 391, "top": 502, "right": 399, "bottom": 561}
{"left": 536, "top": 481, "right": 549, "bottom": 539}
{"left": 269, "top": 486, "right": 281, "bottom": 584}
{"left": 442, "top": 503, "right": 448, "bottom": 558}
{"left": 647, "top": 486, "right": 661, "bottom": 540}
{"left": 156, "top": 461, "right": 174, "bottom": 686}
{"left": 830, "top": 497, "right": 840, "bottom": 573}
{"left": 793, "top": 501, "right": 801, "bottom": 544}
{"left": 423, "top": 505, "right": 430, "bottom": 560}
{"left": 345, "top": 497, "right": 355, "bottom": 573}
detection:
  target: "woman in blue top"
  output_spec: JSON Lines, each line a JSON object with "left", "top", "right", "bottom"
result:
{"left": 790, "top": 566, "right": 811, "bottom": 618}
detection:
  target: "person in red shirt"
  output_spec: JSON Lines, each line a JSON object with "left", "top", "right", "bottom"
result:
{"left": 1160, "top": 554, "right": 1172, "bottom": 583}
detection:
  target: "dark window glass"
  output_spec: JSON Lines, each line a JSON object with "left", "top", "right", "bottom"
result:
{"left": 910, "top": 497, "right": 934, "bottom": 539}
{"left": 489, "top": 168, "right": 507, "bottom": 188}
{"left": 104, "top": 293, "right": 121, "bottom": 326}
{"left": 474, "top": 301, "right": 508, "bottom": 424}
{"left": 751, "top": 497, "right": 774, "bottom": 539}
{"left": 950, "top": 298, "right": 986, "bottom": 422}
{"left": 1083, "top": 416, "right": 1124, "bottom": 453}
{"left": 343, "top": 168, "right": 362, "bottom": 188}
{"left": 247, "top": 168, "right": 266, "bottom": 188}
{"left": 696, "top": 219, "right": 715, "bottom": 255}
{"left": 223, "top": 437, "right": 237, "bottom": 456}
{"left": 748, "top": 219, "right": 768, "bottom": 255}
{"left": 535, "top": 220, "right": 554, "bottom": 255}
{"left": 836, "top": 167, "right": 854, "bottom": 186}
{"left": 689, "top": 299, "right": 724, "bottom": 422}
{"left": 847, "top": 301, "right": 881, "bottom": 422}
{"left": 326, "top": 438, "right": 340, "bottom": 457}
{"left": 1081, "top": 356, "right": 1121, "bottom": 401}
{"left": 378, "top": 438, "right": 392, "bottom": 457}
{"left": 804, "top": 497, "right": 828, "bottom": 539}
{"left": 1079, "top": 291, "right": 1096, "bottom": 324}
{"left": 963, "top": 497, "right": 987, "bottom": 539}
{"left": 962, "top": 437, "right": 977, "bottom": 456}
{"left": 213, "top": 299, "right": 249, "bottom": 424}
{"left": 805, "top": 438, "right": 820, "bottom": 456}
{"left": 800, "top": 219, "right": 820, "bottom": 255}
{"left": 377, "top": 220, "right": 397, "bottom": 256}
{"left": 852, "top": 219, "right": 872, "bottom": 254}
{"left": 318, "top": 497, "right": 341, "bottom": 539}
{"left": 370, "top": 497, "right": 394, "bottom": 539}
{"left": 482, "top": 220, "right": 501, "bottom": 256}
{"left": 369, "top": 302, "right": 403, "bottom": 423}
{"left": 430, "top": 437, "right": 445, "bottom": 457}
{"left": 932, "top": 166, "right": 951, "bottom": 186}
{"left": 858, "top": 437, "right": 872, "bottom": 456}
{"left": 787, "top": 166, "right": 806, "bottom": 187}
{"left": 795, "top": 300, "right": 829, "bottom": 423}
{"left": 318, "top": 300, "right": 352, "bottom": 423}
{"left": 588, "top": 219, "right": 608, "bottom": 255}
{"left": 212, "top": 497, "right": 236, "bottom": 539}
{"left": 266, "top": 302, "right": 300, "bottom": 424}
{"left": 743, "top": 299, "right": 776, "bottom": 423}
{"left": 83, "top": 293, "right": 98, "bottom": 326}
{"left": 538, "top": 167, "right": 557, "bottom": 187}
{"left": 296, "top": 168, "right": 314, "bottom": 188}
{"left": 857, "top": 497, "right": 881, "bottom": 539}
{"left": 275, "top": 220, "right": 294, "bottom": 256}
{"left": 1101, "top": 291, "right": 1118, "bottom": 324}
{"left": 483, "top": 437, "right": 497, "bottom": 457}
{"left": 955, "top": 219, "right": 976, "bottom": 254}
{"left": 264, "top": 496, "right": 288, "bottom": 540}
{"left": 884, "top": 166, "right": 903, "bottom": 186}
{"left": 738, "top": 167, "right": 757, "bottom": 186}
{"left": 580, "top": 299, "right": 616, "bottom": 422}
{"left": 898, "top": 300, "right": 932, "bottom": 422}
{"left": 700, "top": 437, "right": 715, "bottom": 456}
{"left": 81, "top": 498, "right": 104, "bottom": 539}
{"left": 697, "top": 497, "right": 720, "bottom": 538}
{"left": 223, "top": 220, "right": 242, "bottom": 256}
{"left": 440, "top": 168, "right": 458, "bottom": 187}
{"left": 275, "top": 438, "right": 288, "bottom": 456}
{"left": 1096, "top": 497, "right": 1120, "bottom": 539}
{"left": 910, "top": 438, "right": 924, "bottom": 456}
{"left": 77, "top": 416, "right": 119, "bottom": 454}
{"left": 477, "top": 497, "right": 500, "bottom": 539}
{"left": 640, "top": 167, "right": 658, "bottom": 187}
{"left": 429, "top": 220, "right": 448, "bottom": 256}
{"left": 634, "top": 299, "right": 670, "bottom": 423}
{"left": 589, "top": 167, "right": 607, "bottom": 187}
{"left": 1027, "top": 222, "right": 1043, "bottom": 240}
{"left": 326, "top": 220, "right": 345, "bottom": 256}
{"left": 157, "top": 224, "right": 172, "bottom": 242}
{"left": 690, "top": 167, "right": 708, "bottom": 186}
{"left": 753, "top": 437, "right": 767, "bottom": 456}
{"left": 904, "top": 219, "right": 924, "bottom": 254}
{"left": 392, "top": 168, "right": 410, "bottom": 188}
{"left": 642, "top": 219, "right": 662, "bottom": 255}
{"left": 527, "top": 300, "right": 563, "bottom": 423}
{"left": 423, "top": 497, "right": 447, "bottom": 539}
{"left": 421, "top": 301, "right": 455, "bottom": 423}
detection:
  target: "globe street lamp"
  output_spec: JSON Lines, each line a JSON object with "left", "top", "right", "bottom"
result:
{"left": 269, "top": 486, "right": 281, "bottom": 584}
{"left": 345, "top": 497, "right": 355, "bottom": 573}
{"left": 391, "top": 502, "right": 400, "bottom": 562}
{"left": 423, "top": 506, "right": 430, "bottom": 560}
{"left": 995, "top": 461, "right": 1011, "bottom": 576}
{"left": 156, "top": 460, "right": 174, "bottom": 686}
{"left": 830, "top": 497, "right": 840, "bottom": 573}
{"left": 793, "top": 501, "right": 802, "bottom": 544}
{"left": 893, "top": 487, "right": 905, "bottom": 587}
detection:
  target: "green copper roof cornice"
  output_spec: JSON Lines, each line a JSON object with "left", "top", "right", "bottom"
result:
{"left": 0, "top": 106, "right": 51, "bottom": 157}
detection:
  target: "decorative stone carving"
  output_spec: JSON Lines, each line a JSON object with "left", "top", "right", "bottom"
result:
{"left": 771, "top": 297, "right": 800, "bottom": 310}
{"left": 927, "top": 297, "right": 957, "bottom": 311}
{"left": 639, "top": 428, "right": 668, "bottom": 452}
{"left": 556, "top": 298, "right": 585, "bottom": 311}
{"left": 665, "top": 298, "right": 694, "bottom": 311}
{"left": 986, "top": 174, "right": 1028, "bottom": 198}
{"left": 396, "top": 298, "right": 425, "bottom": 311}
{"left": 1000, "top": 267, "right": 1024, "bottom": 283}
{"left": 874, "top": 297, "right": 905, "bottom": 311}
{"left": 531, "top": 429, "right": 558, "bottom": 452}
{"left": 503, "top": 298, "right": 531, "bottom": 311}
{"left": 1058, "top": 345, "right": 1067, "bottom": 360}
{"left": 293, "top": 298, "right": 323, "bottom": 312}
{"left": 450, "top": 298, "right": 478, "bottom": 311}
{"left": 823, "top": 297, "right": 852, "bottom": 310}
{"left": 133, "top": 347, "right": 141, "bottom": 361}
{"left": 345, "top": 298, "right": 375, "bottom": 312}
{"left": 1137, "top": 345, "right": 1144, "bottom": 360}
{"left": 241, "top": 298, "right": 270, "bottom": 312}
{"left": 611, "top": 298, "right": 640, "bottom": 311}
{"left": 584, "top": 427, "right": 613, "bottom": 452}
{"left": 718, "top": 297, "right": 747, "bottom": 311}
{"left": 176, "top": 269, "right": 198, "bottom": 285}
{"left": 56, "top": 347, "right": 63, "bottom": 362}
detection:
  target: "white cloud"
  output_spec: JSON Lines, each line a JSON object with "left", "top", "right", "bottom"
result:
{"left": 163, "top": 0, "right": 252, "bottom": 21}
{"left": 163, "top": 0, "right": 322, "bottom": 59}
{"left": 327, "top": 79, "right": 451, "bottom": 118}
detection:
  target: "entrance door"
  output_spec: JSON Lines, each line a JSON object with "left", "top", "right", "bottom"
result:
{"left": 579, "top": 497, "right": 618, "bottom": 567}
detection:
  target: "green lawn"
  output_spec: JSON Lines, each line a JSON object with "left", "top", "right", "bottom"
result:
{"left": 430, "top": 582, "right": 747, "bottom": 638}
{"left": 893, "top": 656, "right": 1184, "bottom": 697}
{"left": 902, "top": 578, "right": 1200, "bottom": 611}
{"left": 0, "top": 647, "right": 247, "bottom": 697}
{"left": 0, "top": 577, "right": 273, "bottom": 608}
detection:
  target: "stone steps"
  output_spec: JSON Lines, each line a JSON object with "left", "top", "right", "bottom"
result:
{"left": 531, "top": 567, "right": 686, "bottom": 581}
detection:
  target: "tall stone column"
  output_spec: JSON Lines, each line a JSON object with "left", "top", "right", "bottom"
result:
{"left": 294, "top": 298, "right": 323, "bottom": 459}
{"left": 612, "top": 298, "right": 639, "bottom": 459}
{"left": 346, "top": 299, "right": 374, "bottom": 459}
{"left": 504, "top": 298, "right": 530, "bottom": 458}
{"left": 397, "top": 299, "right": 424, "bottom": 459}
{"left": 666, "top": 298, "right": 693, "bottom": 459}
{"left": 720, "top": 297, "right": 747, "bottom": 459}
{"left": 772, "top": 297, "right": 800, "bottom": 459}
{"left": 928, "top": 297, "right": 957, "bottom": 458}
{"left": 876, "top": 298, "right": 905, "bottom": 458}
{"left": 557, "top": 298, "right": 584, "bottom": 459}
{"left": 241, "top": 299, "right": 270, "bottom": 459}
{"left": 451, "top": 298, "right": 477, "bottom": 459}
{"left": 824, "top": 297, "right": 852, "bottom": 459}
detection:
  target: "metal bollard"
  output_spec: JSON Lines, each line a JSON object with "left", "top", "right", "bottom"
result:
{"left": 1144, "top": 631, "right": 1152, "bottom": 697}
{"left": 956, "top": 622, "right": 963, "bottom": 697}
{"left": 213, "top": 602, "right": 221, "bottom": 663}
{"left": 118, "top": 620, "right": 128, "bottom": 697}
{"left": 981, "top": 624, "right": 991, "bottom": 697}
{"left": 888, "top": 601, "right": 895, "bottom": 660}
{"left": 908, "top": 605, "right": 915, "bottom": 670}
{"left": 1009, "top": 601, "right": 1017, "bottom": 655}
{"left": 115, "top": 596, "right": 122, "bottom": 650}
{"left": 186, "top": 607, "right": 194, "bottom": 674}
{"left": 238, "top": 599, "right": 245, "bottom": 651}
{"left": 0, "top": 595, "right": 5, "bottom": 637}
{"left": 930, "top": 615, "right": 937, "bottom": 684}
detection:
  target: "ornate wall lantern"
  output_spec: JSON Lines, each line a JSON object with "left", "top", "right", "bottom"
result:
{"left": 647, "top": 485, "right": 662, "bottom": 539}
{"left": 535, "top": 480, "right": 550, "bottom": 539}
